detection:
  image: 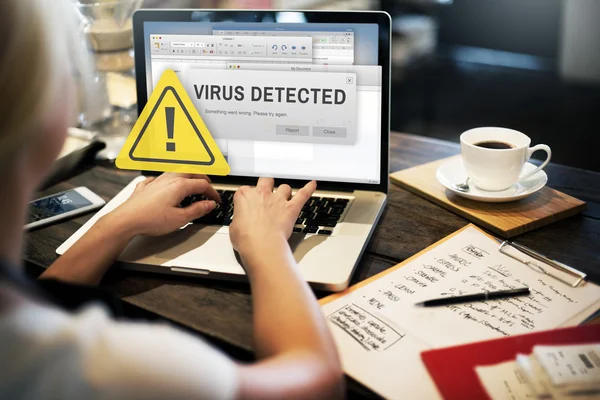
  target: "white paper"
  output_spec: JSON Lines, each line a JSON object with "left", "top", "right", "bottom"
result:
{"left": 534, "top": 344, "right": 600, "bottom": 386}
{"left": 516, "top": 354, "right": 553, "bottom": 398}
{"left": 516, "top": 351, "right": 600, "bottom": 399}
{"left": 321, "top": 226, "right": 600, "bottom": 400}
{"left": 476, "top": 360, "right": 536, "bottom": 400}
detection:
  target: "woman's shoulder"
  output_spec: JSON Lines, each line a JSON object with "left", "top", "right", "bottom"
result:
{"left": 0, "top": 287, "right": 239, "bottom": 400}
{"left": 0, "top": 287, "right": 110, "bottom": 343}
{"left": 0, "top": 292, "right": 107, "bottom": 397}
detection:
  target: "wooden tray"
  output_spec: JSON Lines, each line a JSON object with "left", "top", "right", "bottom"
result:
{"left": 390, "top": 155, "right": 586, "bottom": 238}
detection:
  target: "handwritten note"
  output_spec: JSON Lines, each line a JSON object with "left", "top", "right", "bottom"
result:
{"left": 328, "top": 303, "right": 405, "bottom": 351}
{"left": 321, "top": 226, "right": 600, "bottom": 400}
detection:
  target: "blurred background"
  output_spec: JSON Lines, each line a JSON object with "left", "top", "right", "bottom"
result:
{"left": 129, "top": 0, "right": 600, "bottom": 171}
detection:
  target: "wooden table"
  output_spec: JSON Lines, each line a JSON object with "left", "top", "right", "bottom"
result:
{"left": 23, "top": 132, "right": 600, "bottom": 398}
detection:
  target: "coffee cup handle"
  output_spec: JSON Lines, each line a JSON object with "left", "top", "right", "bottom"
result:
{"left": 519, "top": 144, "right": 552, "bottom": 181}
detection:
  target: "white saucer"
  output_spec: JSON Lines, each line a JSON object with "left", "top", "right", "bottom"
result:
{"left": 436, "top": 157, "right": 548, "bottom": 203}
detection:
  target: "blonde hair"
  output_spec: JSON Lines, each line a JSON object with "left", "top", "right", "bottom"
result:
{"left": 0, "top": 0, "right": 90, "bottom": 163}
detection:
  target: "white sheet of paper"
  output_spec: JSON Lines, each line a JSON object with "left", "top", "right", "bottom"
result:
{"left": 321, "top": 226, "right": 600, "bottom": 399}
{"left": 534, "top": 344, "right": 600, "bottom": 386}
{"left": 476, "top": 360, "right": 536, "bottom": 400}
{"left": 516, "top": 352, "right": 600, "bottom": 399}
{"left": 516, "top": 354, "right": 553, "bottom": 398}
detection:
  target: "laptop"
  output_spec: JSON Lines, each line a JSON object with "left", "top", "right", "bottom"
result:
{"left": 58, "top": 9, "right": 391, "bottom": 291}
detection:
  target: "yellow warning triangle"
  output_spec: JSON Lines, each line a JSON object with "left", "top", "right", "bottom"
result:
{"left": 116, "top": 69, "right": 230, "bottom": 175}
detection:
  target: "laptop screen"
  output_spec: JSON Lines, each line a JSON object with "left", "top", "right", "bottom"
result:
{"left": 142, "top": 20, "right": 382, "bottom": 185}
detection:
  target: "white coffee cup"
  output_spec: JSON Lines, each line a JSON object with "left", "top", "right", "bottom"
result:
{"left": 460, "top": 127, "right": 551, "bottom": 191}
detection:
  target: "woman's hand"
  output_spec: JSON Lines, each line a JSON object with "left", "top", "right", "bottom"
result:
{"left": 42, "top": 173, "right": 220, "bottom": 285}
{"left": 229, "top": 177, "right": 316, "bottom": 256}
{"left": 111, "top": 173, "right": 221, "bottom": 237}
{"left": 227, "top": 178, "right": 344, "bottom": 399}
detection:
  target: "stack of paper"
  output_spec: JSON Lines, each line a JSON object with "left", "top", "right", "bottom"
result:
{"left": 518, "top": 344, "right": 600, "bottom": 399}
{"left": 477, "top": 343, "right": 600, "bottom": 400}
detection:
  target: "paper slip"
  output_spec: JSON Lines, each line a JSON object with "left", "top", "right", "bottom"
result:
{"left": 518, "top": 354, "right": 556, "bottom": 398}
{"left": 534, "top": 344, "right": 600, "bottom": 386}
{"left": 479, "top": 347, "right": 600, "bottom": 400}
{"left": 320, "top": 225, "right": 600, "bottom": 399}
{"left": 475, "top": 356, "right": 600, "bottom": 400}
{"left": 476, "top": 360, "right": 536, "bottom": 400}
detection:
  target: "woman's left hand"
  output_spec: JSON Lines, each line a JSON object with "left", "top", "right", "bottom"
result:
{"left": 110, "top": 173, "right": 221, "bottom": 237}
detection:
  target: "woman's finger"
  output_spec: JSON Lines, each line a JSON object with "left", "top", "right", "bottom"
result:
{"left": 289, "top": 181, "right": 317, "bottom": 213}
{"left": 180, "top": 200, "right": 217, "bottom": 221}
{"left": 233, "top": 186, "right": 251, "bottom": 204}
{"left": 276, "top": 184, "right": 292, "bottom": 200}
{"left": 177, "top": 178, "right": 221, "bottom": 203}
{"left": 256, "top": 177, "right": 275, "bottom": 191}
{"left": 198, "top": 174, "right": 211, "bottom": 183}
{"left": 152, "top": 173, "right": 212, "bottom": 188}
{"left": 170, "top": 173, "right": 211, "bottom": 182}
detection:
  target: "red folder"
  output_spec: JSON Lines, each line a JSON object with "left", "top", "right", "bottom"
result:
{"left": 421, "top": 324, "right": 600, "bottom": 400}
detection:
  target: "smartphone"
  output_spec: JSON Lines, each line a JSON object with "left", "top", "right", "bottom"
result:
{"left": 25, "top": 187, "right": 106, "bottom": 230}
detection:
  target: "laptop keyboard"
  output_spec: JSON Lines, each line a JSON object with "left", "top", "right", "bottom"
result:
{"left": 294, "top": 196, "right": 349, "bottom": 235}
{"left": 181, "top": 190, "right": 236, "bottom": 226}
{"left": 180, "top": 189, "right": 351, "bottom": 235}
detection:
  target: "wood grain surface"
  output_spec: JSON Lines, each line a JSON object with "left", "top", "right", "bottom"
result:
{"left": 22, "top": 133, "right": 600, "bottom": 399}
{"left": 390, "top": 155, "right": 587, "bottom": 238}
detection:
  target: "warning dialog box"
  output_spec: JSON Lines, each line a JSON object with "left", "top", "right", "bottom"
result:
{"left": 175, "top": 69, "right": 357, "bottom": 145}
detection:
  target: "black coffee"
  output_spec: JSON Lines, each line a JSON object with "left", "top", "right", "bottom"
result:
{"left": 474, "top": 141, "right": 514, "bottom": 150}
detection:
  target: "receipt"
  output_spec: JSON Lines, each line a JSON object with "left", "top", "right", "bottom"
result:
{"left": 534, "top": 344, "right": 600, "bottom": 386}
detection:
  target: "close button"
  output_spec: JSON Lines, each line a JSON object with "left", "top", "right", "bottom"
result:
{"left": 313, "top": 126, "right": 347, "bottom": 138}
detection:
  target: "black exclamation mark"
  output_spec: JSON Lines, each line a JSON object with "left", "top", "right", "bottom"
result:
{"left": 165, "top": 107, "right": 175, "bottom": 152}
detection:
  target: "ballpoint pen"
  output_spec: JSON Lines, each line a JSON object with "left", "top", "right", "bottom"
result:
{"left": 415, "top": 287, "right": 531, "bottom": 307}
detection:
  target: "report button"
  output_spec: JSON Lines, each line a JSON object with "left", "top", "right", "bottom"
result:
{"left": 276, "top": 125, "right": 309, "bottom": 136}
{"left": 312, "top": 126, "right": 347, "bottom": 138}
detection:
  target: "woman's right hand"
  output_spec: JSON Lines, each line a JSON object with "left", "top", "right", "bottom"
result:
{"left": 228, "top": 178, "right": 344, "bottom": 399}
{"left": 229, "top": 177, "right": 316, "bottom": 257}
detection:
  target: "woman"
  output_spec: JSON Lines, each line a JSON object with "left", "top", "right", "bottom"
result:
{"left": 0, "top": 1, "right": 343, "bottom": 398}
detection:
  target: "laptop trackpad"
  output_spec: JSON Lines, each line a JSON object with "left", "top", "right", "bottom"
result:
{"left": 289, "top": 233, "right": 328, "bottom": 263}
{"left": 119, "top": 224, "right": 222, "bottom": 262}
{"left": 119, "top": 225, "right": 330, "bottom": 266}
